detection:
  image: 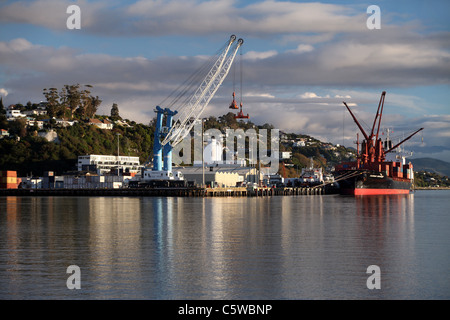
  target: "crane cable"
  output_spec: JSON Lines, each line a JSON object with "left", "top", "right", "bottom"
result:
{"left": 158, "top": 40, "right": 228, "bottom": 112}
{"left": 240, "top": 46, "right": 243, "bottom": 106}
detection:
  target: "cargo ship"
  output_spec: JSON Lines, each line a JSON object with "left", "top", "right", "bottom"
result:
{"left": 335, "top": 91, "right": 423, "bottom": 195}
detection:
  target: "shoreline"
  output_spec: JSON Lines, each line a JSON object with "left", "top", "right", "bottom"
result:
{"left": 414, "top": 187, "right": 450, "bottom": 190}
{"left": 0, "top": 185, "right": 333, "bottom": 197}
{"left": 0, "top": 186, "right": 448, "bottom": 198}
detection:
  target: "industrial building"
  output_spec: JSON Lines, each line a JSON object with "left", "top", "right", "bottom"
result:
{"left": 174, "top": 136, "right": 263, "bottom": 187}
{"left": 174, "top": 166, "right": 262, "bottom": 188}
{"left": 77, "top": 154, "right": 142, "bottom": 175}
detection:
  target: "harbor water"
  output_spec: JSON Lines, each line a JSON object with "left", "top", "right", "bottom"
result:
{"left": 0, "top": 190, "right": 449, "bottom": 299}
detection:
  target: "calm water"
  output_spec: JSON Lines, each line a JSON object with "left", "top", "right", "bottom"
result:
{"left": 0, "top": 191, "right": 449, "bottom": 300}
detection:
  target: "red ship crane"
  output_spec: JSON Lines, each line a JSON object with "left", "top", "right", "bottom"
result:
{"left": 342, "top": 91, "right": 423, "bottom": 170}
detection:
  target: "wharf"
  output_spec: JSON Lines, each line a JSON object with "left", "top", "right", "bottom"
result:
{"left": 0, "top": 185, "right": 332, "bottom": 197}
{"left": 0, "top": 187, "right": 204, "bottom": 197}
{"left": 205, "top": 186, "right": 328, "bottom": 197}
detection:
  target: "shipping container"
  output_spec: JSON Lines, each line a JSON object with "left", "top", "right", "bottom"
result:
{"left": 1, "top": 177, "right": 17, "bottom": 184}
{"left": 0, "top": 171, "right": 17, "bottom": 178}
{"left": 0, "top": 183, "right": 18, "bottom": 189}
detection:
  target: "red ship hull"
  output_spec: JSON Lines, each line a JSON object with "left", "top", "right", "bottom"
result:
{"left": 341, "top": 188, "right": 411, "bottom": 196}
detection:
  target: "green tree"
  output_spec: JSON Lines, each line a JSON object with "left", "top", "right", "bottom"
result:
{"left": 86, "top": 96, "right": 101, "bottom": 118}
{"left": 0, "top": 96, "right": 5, "bottom": 114}
{"left": 43, "top": 87, "right": 61, "bottom": 118}
{"left": 110, "top": 103, "right": 120, "bottom": 119}
{"left": 0, "top": 113, "right": 7, "bottom": 129}
{"left": 62, "top": 84, "right": 81, "bottom": 119}
{"left": 9, "top": 118, "right": 27, "bottom": 138}
{"left": 77, "top": 85, "right": 93, "bottom": 118}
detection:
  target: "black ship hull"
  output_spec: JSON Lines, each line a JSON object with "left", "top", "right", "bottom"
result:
{"left": 338, "top": 171, "right": 412, "bottom": 195}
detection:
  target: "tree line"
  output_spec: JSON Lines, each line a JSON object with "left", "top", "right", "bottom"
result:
{"left": 43, "top": 84, "right": 102, "bottom": 119}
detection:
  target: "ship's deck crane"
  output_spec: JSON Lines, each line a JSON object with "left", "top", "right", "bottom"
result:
{"left": 145, "top": 35, "right": 244, "bottom": 181}
{"left": 342, "top": 91, "right": 423, "bottom": 170}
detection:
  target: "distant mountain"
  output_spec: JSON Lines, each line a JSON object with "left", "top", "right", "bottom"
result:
{"left": 410, "top": 158, "right": 450, "bottom": 177}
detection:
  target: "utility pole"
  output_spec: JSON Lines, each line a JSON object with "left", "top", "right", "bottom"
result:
{"left": 202, "top": 118, "right": 205, "bottom": 188}
{"left": 117, "top": 133, "right": 121, "bottom": 176}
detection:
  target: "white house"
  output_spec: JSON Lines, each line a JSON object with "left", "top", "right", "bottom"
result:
{"left": 0, "top": 129, "right": 9, "bottom": 138}
{"left": 26, "top": 119, "right": 44, "bottom": 129}
{"left": 6, "top": 109, "right": 25, "bottom": 119}
{"left": 89, "top": 118, "right": 113, "bottom": 130}
{"left": 293, "top": 140, "right": 305, "bottom": 147}
{"left": 22, "top": 109, "right": 47, "bottom": 116}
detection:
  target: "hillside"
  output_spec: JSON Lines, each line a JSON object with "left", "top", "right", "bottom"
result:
{"left": 1, "top": 108, "right": 356, "bottom": 177}
{"left": 410, "top": 158, "right": 450, "bottom": 177}
{"left": 0, "top": 119, "right": 154, "bottom": 176}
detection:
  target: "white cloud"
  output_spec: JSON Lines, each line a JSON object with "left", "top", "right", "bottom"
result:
{"left": 244, "top": 50, "right": 278, "bottom": 60}
{"left": 300, "top": 92, "right": 320, "bottom": 99}
{"left": 0, "top": 38, "right": 33, "bottom": 53}
{"left": 287, "top": 44, "right": 314, "bottom": 54}
{"left": 0, "top": 88, "right": 8, "bottom": 97}
{"left": 244, "top": 92, "right": 275, "bottom": 99}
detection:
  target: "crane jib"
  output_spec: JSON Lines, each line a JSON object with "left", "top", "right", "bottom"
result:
{"left": 162, "top": 36, "right": 243, "bottom": 147}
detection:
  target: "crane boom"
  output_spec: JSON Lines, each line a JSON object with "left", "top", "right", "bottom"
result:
{"left": 385, "top": 127, "right": 424, "bottom": 154}
{"left": 162, "top": 36, "right": 243, "bottom": 147}
{"left": 343, "top": 101, "right": 370, "bottom": 141}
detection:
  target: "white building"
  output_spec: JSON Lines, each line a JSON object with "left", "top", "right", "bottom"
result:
{"left": 280, "top": 151, "right": 292, "bottom": 159}
{"left": 175, "top": 165, "right": 262, "bottom": 187}
{"left": 26, "top": 119, "right": 44, "bottom": 129}
{"left": 77, "top": 154, "right": 142, "bottom": 175}
{"left": 193, "top": 137, "right": 246, "bottom": 167}
{"left": 89, "top": 118, "right": 113, "bottom": 130}
{"left": 6, "top": 109, "right": 25, "bottom": 119}
{"left": 22, "top": 109, "right": 47, "bottom": 117}
{"left": 293, "top": 140, "right": 305, "bottom": 147}
{"left": 0, "top": 129, "right": 9, "bottom": 139}
{"left": 55, "top": 119, "right": 77, "bottom": 127}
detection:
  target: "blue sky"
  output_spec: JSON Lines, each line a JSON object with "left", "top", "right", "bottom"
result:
{"left": 1, "top": 0, "right": 449, "bottom": 161}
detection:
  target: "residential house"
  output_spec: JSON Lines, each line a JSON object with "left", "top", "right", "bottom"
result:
{"left": 0, "top": 129, "right": 9, "bottom": 139}
{"left": 89, "top": 118, "right": 113, "bottom": 130}
{"left": 6, "top": 109, "right": 25, "bottom": 119}
{"left": 22, "top": 109, "right": 47, "bottom": 117}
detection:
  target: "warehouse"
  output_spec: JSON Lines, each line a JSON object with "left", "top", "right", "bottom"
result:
{"left": 175, "top": 166, "right": 262, "bottom": 187}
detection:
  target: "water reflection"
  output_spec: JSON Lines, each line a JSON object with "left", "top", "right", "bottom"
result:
{"left": 0, "top": 192, "right": 434, "bottom": 299}
{"left": 354, "top": 194, "right": 417, "bottom": 297}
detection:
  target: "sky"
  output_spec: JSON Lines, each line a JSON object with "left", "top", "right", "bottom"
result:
{"left": 0, "top": 0, "right": 449, "bottom": 161}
